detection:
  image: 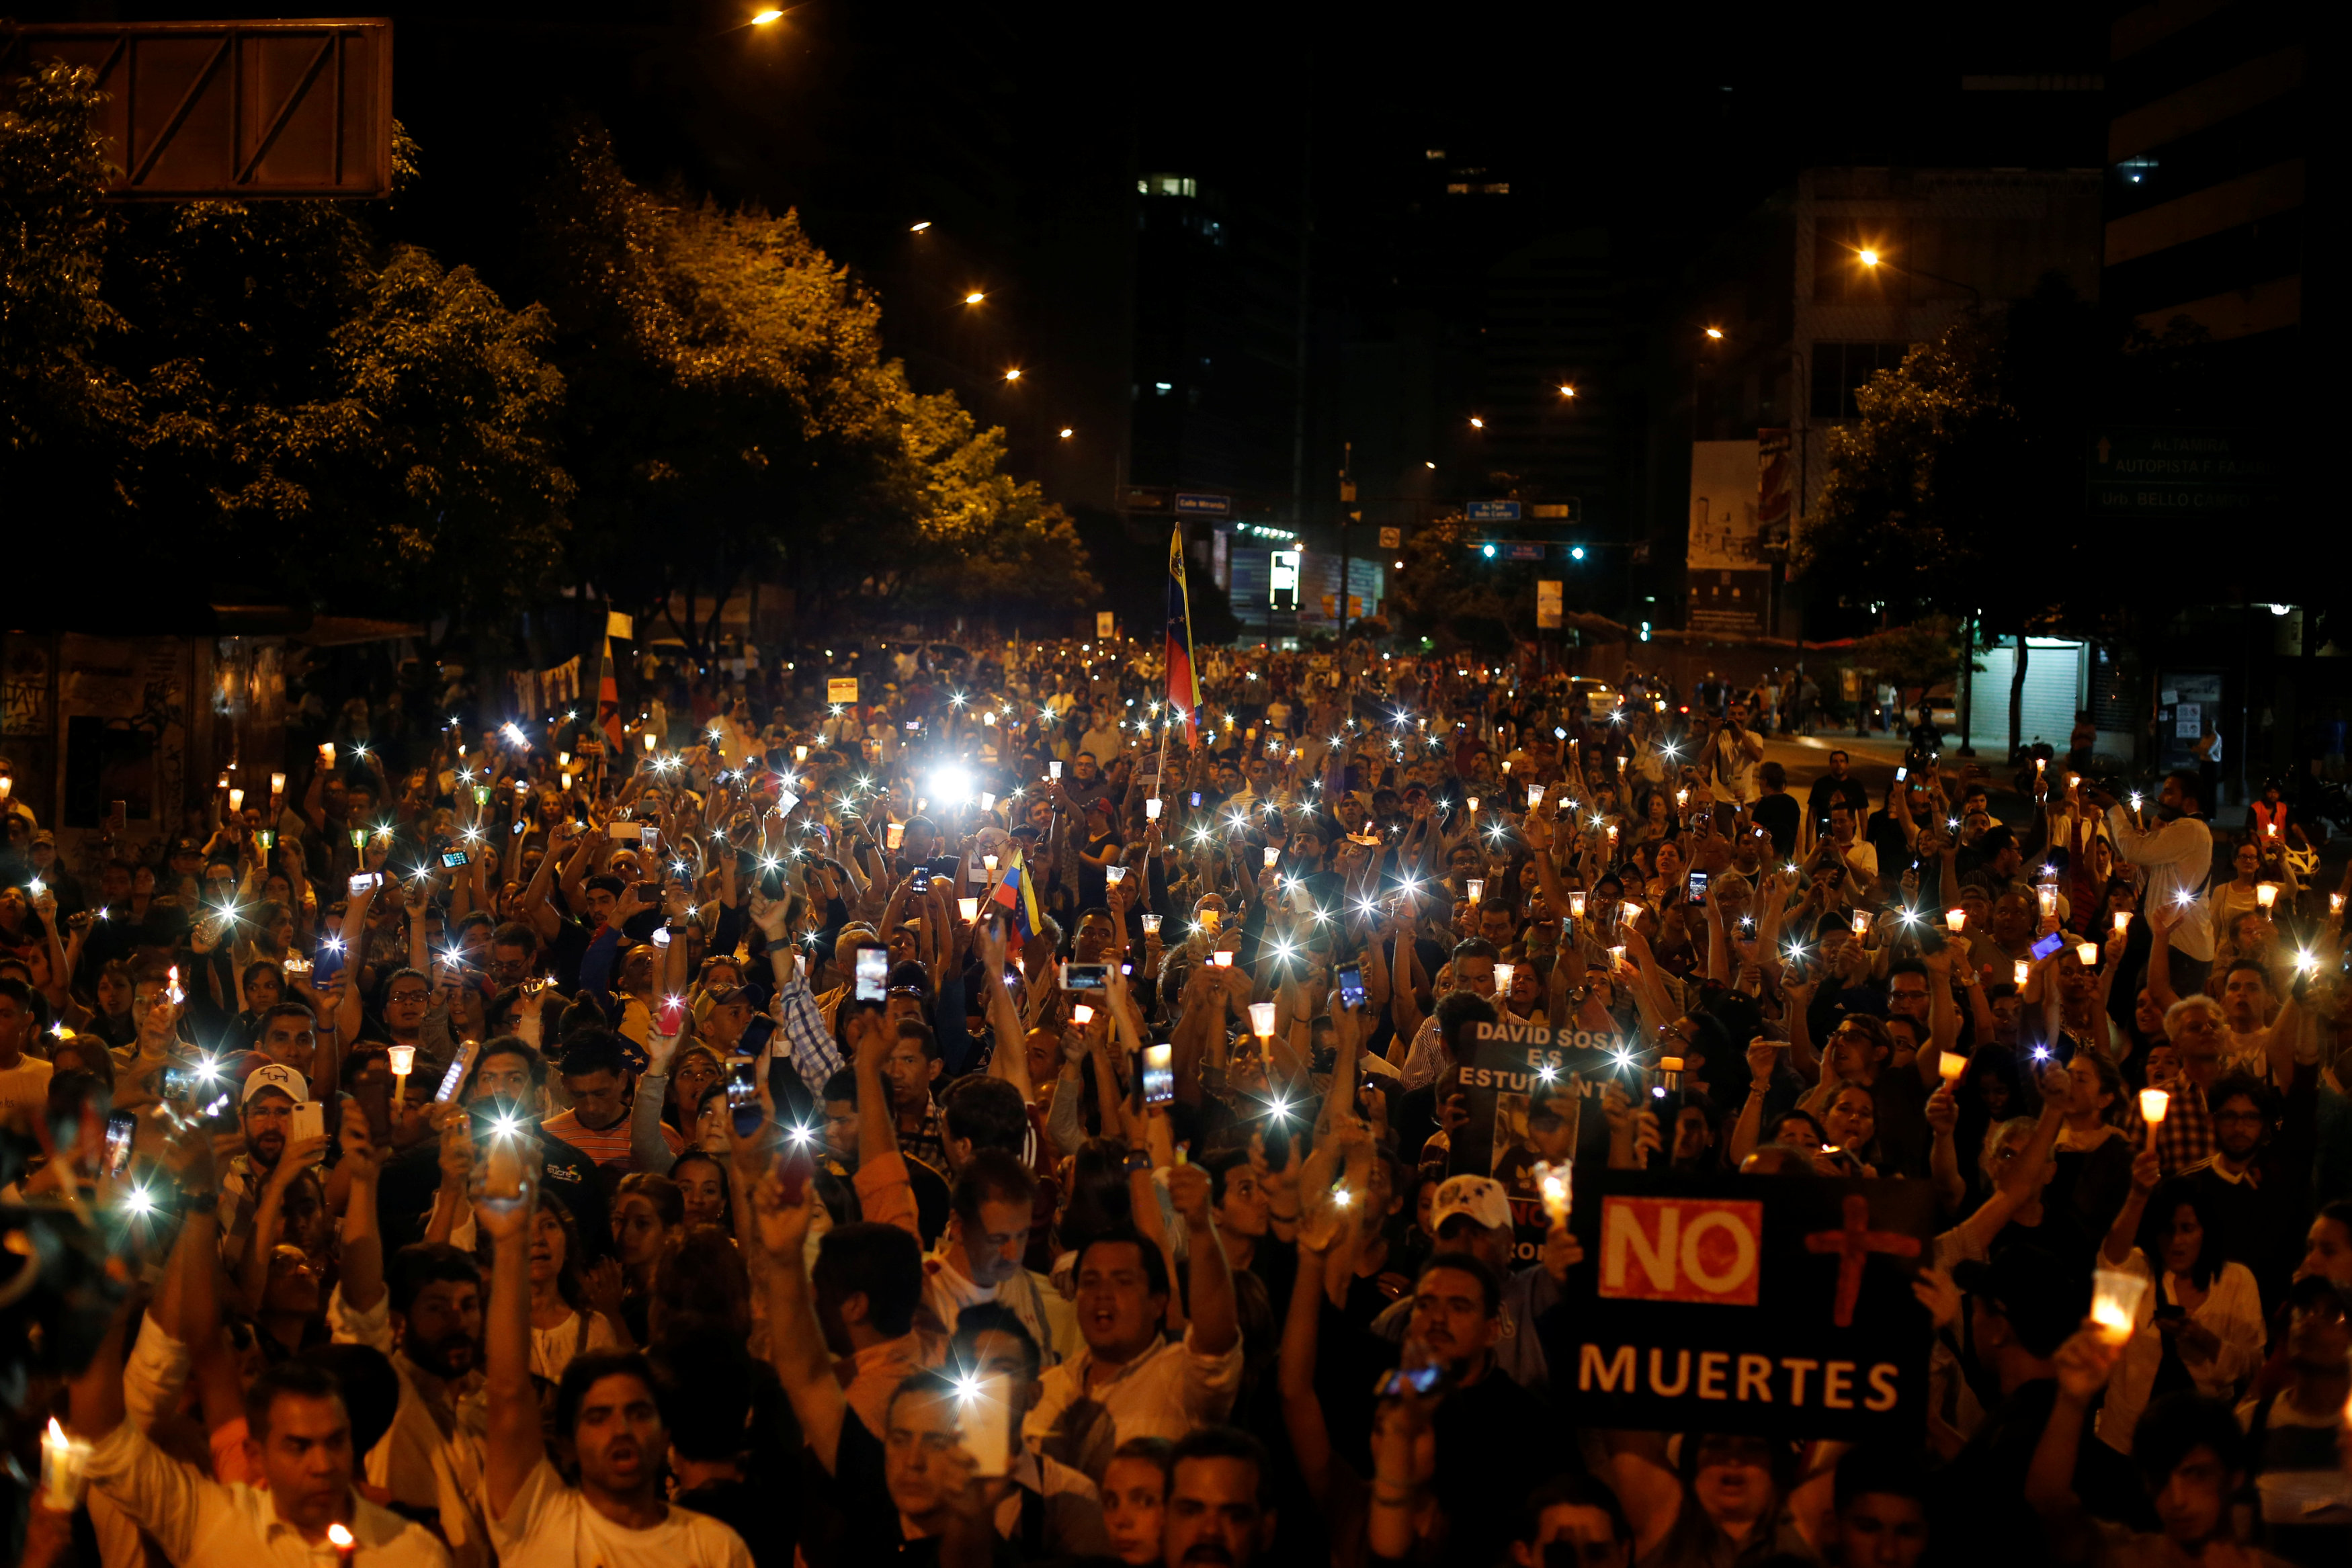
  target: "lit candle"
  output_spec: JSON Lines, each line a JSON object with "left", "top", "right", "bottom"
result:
{"left": 2013, "top": 960, "right": 2030, "bottom": 987}
{"left": 1465, "top": 878, "right": 1484, "bottom": 903}
{"left": 1945, "top": 908, "right": 1966, "bottom": 932}
{"left": 2113, "top": 910, "right": 2130, "bottom": 934}
{"left": 1263, "top": 846, "right": 1279, "bottom": 869}
{"left": 1620, "top": 900, "right": 1642, "bottom": 925}
{"left": 981, "top": 853, "right": 998, "bottom": 873}
{"left": 886, "top": 822, "right": 905, "bottom": 850}
{"left": 2075, "top": 941, "right": 2098, "bottom": 967}
{"left": 1607, "top": 944, "right": 1628, "bottom": 971}
{"left": 1466, "top": 795, "right": 1480, "bottom": 816}
{"left": 2333, "top": 894, "right": 2347, "bottom": 917}
{"left": 1145, "top": 797, "right": 1162, "bottom": 821}
{"left": 1675, "top": 787, "right": 1688, "bottom": 808}
{"left": 1937, "top": 1051, "right": 1966, "bottom": 1083}
{"left": 2035, "top": 884, "right": 2058, "bottom": 918}
{"left": 1536, "top": 1160, "right": 1572, "bottom": 1223}
{"left": 1210, "top": 951, "right": 1234, "bottom": 968}
{"left": 216, "top": 771, "right": 231, "bottom": 791}
{"left": 2138, "top": 1086, "right": 2169, "bottom": 1131}
{"left": 1568, "top": 891, "right": 1587, "bottom": 920}
{"left": 2089, "top": 1267, "right": 2147, "bottom": 1344}
{"left": 1141, "top": 914, "right": 1162, "bottom": 936}
{"left": 1249, "top": 1001, "right": 1277, "bottom": 1039}
{"left": 1527, "top": 783, "right": 1544, "bottom": 809}
{"left": 41, "top": 1418, "right": 91, "bottom": 1510}
{"left": 2255, "top": 882, "right": 2277, "bottom": 910}
{"left": 959, "top": 897, "right": 979, "bottom": 921}
{"left": 794, "top": 744, "right": 808, "bottom": 763}
{"left": 1493, "top": 962, "right": 1516, "bottom": 995}
{"left": 349, "top": 828, "right": 366, "bottom": 849}
{"left": 643, "top": 732, "right": 657, "bottom": 752}
{"left": 228, "top": 787, "right": 244, "bottom": 812}
{"left": 387, "top": 1043, "right": 415, "bottom": 1105}
{"left": 1072, "top": 1004, "right": 1095, "bottom": 1026}
{"left": 327, "top": 1522, "right": 355, "bottom": 1565}
{"left": 319, "top": 742, "right": 336, "bottom": 768}
{"left": 1852, "top": 911, "right": 1870, "bottom": 939}
{"left": 1105, "top": 866, "right": 1127, "bottom": 886}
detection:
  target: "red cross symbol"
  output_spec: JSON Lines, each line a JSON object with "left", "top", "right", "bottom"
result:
{"left": 1804, "top": 1192, "right": 1921, "bottom": 1327}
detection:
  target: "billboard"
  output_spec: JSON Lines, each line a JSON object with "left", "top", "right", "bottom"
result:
{"left": 1687, "top": 439, "right": 1769, "bottom": 635}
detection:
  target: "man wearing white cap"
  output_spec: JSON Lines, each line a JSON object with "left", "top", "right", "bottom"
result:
{"left": 220, "top": 1061, "right": 314, "bottom": 1268}
{"left": 1362, "top": 1173, "right": 1581, "bottom": 1389}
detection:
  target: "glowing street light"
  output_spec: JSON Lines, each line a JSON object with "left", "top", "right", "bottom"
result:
{"left": 910, "top": 220, "right": 931, "bottom": 232}
{"left": 1059, "top": 427, "right": 1073, "bottom": 439}
{"left": 751, "top": 8, "right": 784, "bottom": 21}
{"left": 1704, "top": 326, "right": 1724, "bottom": 340}
{"left": 1003, "top": 367, "right": 1022, "bottom": 382}
{"left": 964, "top": 290, "right": 986, "bottom": 304}
{"left": 1558, "top": 384, "right": 1577, "bottom": 397}
{"left": 1468, "top": 415, "right": 1484, "bottom": 429}
{"left": 1857, "top": 248, "right": 1880, "bottom": 267}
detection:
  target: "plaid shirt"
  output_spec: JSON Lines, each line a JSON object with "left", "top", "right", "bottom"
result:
{"left": 2154, "top": 1080, "right": 2214, "bottom": 1175}
{"left": 774, "top": 967, "right": 845, "bottom": 1095}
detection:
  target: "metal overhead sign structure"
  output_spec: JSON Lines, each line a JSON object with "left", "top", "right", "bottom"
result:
{"left": 1, "top": 20, "right": 396, "bottom": 199}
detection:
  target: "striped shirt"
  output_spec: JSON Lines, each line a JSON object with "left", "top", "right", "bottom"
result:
{"left": 540, "top": 1108, "right": 678, "bottom": 1170}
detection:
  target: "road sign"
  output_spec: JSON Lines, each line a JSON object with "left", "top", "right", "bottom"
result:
{"left": 827, "top": 678, "right": 859, "bottom": 704}
{"left": 1536, "top": 580, "right": 1563, "bottom": 629}
{"left": 1118, "top": 485, "right": 1170, "bottom": 511}
{"left": 1467, "top": 500, "right": 1521, "bottom": 521}
{"left": 1503, "top": 543, "right": 1546, "bottom": 562}
{"left": 1175, "top": 492, "right": 1232, "bottom": 517}
{"left": 1378, "top": 527, "right": 1402, "bottom": 550}
{"left": 2087, "top": 427, "right": 2286, "bottom": 517}
{"left": 1, "top": 21, "right": 395, "bottom": 198}
{"left": 1530, "top": 500, "right": 1582, "bottom": 521}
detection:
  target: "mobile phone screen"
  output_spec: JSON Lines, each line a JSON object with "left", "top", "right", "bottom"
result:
{"left": 855, "top": 944, "right": 889, "bottom": 1004}
{"left": 728, "top": 1061, "right": 765, "bottom": 1136}
{"left": 106, "top": 1112, "right": 137, "bottom": 1177}
{"left": 1062, "top": 961, "right": 1108, "bottom": 991}
{"left": 911, "top": 866, "right": 932, "bottom": 894}
{"left": 1141, "top": 1043, "right": 1175, "bottom": 1105}
{"left": 442, "top": 850, "right": 469, "bottom": 868}
{"left": 1337, "top": 963, "right": 1367, "bottom": 1010}
{"left": 1189, "top": 791, "right": 1202, "bottom": 808}
{"left": 2029, "top": 930, "right": 2066, "bottom": 961}
{"left": 1687, "top": 871, "right": 1708, "bottom": 905}
{"left": 348, "top": 873, "right": 381, "bottom": 894}
{"left": 432, "top": 1039, "right": 479, "bottom": 1104}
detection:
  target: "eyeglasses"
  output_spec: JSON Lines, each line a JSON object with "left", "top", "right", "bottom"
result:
{"left": 386, "top": 989, "right": 430, "bottom": 1005}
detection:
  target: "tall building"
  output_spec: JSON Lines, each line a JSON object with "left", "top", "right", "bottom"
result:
{"left": 2102, "top": 0, "right": 2304, "bottom": 357}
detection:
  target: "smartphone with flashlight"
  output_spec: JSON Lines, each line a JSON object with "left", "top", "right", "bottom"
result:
{"left": 2029, "top": 930, "right": 2066, "bottom": 962}
{"left": 348, "top": 872, "right": 382, "bottom": 894}
{"left": 105, "top": 1111, "right": 137, "bottom": 1177}
{"left": 854, "top": 943, "right": 889, "bottom": 1008}
{"left": 1337, "top": 963, "right": 1368, "bottom": 1011}
{"left": 728, "top": 1061, "right": 765, "bottom": 1137}
{"left": 960, "top": 1371, "right": 1016, "bottom": 1476}
{"left": 1895, "top": 766, "right": 1908, "bottom": 782}
{"left": 432, "top": 1038, "right": 480, "bottom": 1104}
{"left": 1140, "top": 1043, "right": 1175, "bottom": 1106}
{"left": 159, "top": 1065, "right": 199, "bottom": 1102}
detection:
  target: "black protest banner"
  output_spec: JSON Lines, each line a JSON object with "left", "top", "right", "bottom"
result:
{"left": 1462, "top": 1020, "right": 1628, "bottom": 1268}
{"left": 1548, "top": 1171, "right": 1938, "bottom": 1441}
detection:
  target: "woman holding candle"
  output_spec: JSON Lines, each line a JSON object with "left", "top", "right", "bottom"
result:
{"left": 2091, "top": 1154, "right": 2267, "bottom": 1452}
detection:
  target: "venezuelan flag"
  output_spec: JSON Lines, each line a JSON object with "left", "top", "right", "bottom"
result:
{"left": 991, "top": 848, "right": 1046, "bottom": 939}
{"left": 1165, "top": 527, "right": 1200, "bottom": 746}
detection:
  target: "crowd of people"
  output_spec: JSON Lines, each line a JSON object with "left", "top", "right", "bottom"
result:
{"left": 3, "top": 633, "right": 2349, "bottom": 1568}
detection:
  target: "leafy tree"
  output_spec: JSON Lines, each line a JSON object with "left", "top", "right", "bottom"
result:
{"left": 1848, "top": 617, "right": 1962, "bottom": 715}
{"left": 1, "top": 62, "right": 572, "bottom": 620}
{"left": 524, "top": 122, "right": 1095, "bottom": 646}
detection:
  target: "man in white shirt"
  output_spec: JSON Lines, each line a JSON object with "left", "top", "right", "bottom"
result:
{"left": 916, "top": 1147, "right": 1065, "bottom": 1364}
{"left": 480, "top": 1163, "right": 753, "bottom": 1568}
{"left": 71, "top": 1334, "right": 449, "bottom": 1567}
{"left": 0, "top": 976, "right": 54, "bottom": 1136}
{"left": 1025, "top": 1164, "right": 1243, "bottom": 1481}
{"left": 2096, "top": 771, "right": 2218, "bottom": 995}
{"left": 1825, "top": 801, "right": 1879, "bottom": 885}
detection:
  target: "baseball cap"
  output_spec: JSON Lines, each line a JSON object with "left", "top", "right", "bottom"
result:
{"left": 1431, "top": 1175, "right": 1511, "bottom": 1234}
{"left": 171, "top": 837, "right": 205, "bottom": 856}
{"left": 1951, "top": 1246, "right": 2087, "bottom": 1359}
{"left": 240, "top": 1061, "right": 310, "bottom": 1106}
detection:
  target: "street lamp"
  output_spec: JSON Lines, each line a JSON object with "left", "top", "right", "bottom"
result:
{"left": 1704, "top": 326, "right": 1724, "bottom": 340}
{"left": 1003, "top": 367, "right": 1021, "bottom": 382}
{"left": 751, "top": 8, "right": 784, "bottom": 22}
{"left": 910, "top": 220, "right": 931, "bottom": 232}
{"left": 1468, "top": 415, "right": 1484, "bottom": 429}
{"left": 964, "top": 290, "right": 985, "bottom": 304}
{"left": 1058, "top": 427, "right": 1073, "bottom": 438}
{"left": 1558, "top": 384, "right": 1576, "bottom": 397}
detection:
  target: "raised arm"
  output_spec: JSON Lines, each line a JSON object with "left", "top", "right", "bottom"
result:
{"left": 749, "top": 1149, "right": 849, "bottom": 1468}
{"left": 1168, "top": 1160, "right": 1238, "bottom": 1356}
{"left": 480, "top": 1140, "right": 545, "bottom": 1520}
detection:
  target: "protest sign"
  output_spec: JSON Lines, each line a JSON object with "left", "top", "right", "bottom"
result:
{"left": 1553, "top": 1171, "right": 1938, "bottom": 1440}
{"left": 827, "top": 678, "right": 859, "bottom": 705}
{"left": 1462, "top": 1020, "right": 1627, "bottom": 1266}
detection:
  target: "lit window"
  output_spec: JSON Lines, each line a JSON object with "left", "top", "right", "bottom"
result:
{"left": 1140, "top": 174, "right": 1197, "bottom": 198}
{"left": 1155, "top": 382, "right": 1173, "bottom": 394}
{"left": 1481, "top": 183, "right": 1510, "bottom": 195}
{"left": 1446, "top": 183, "right": 1470, "bottom": 195}
{"left": 1424, "top": 148, "right": 1445, "bottom": 160}
{"left": 2116, "top": 156, "right": 2156, "bottom": 187}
